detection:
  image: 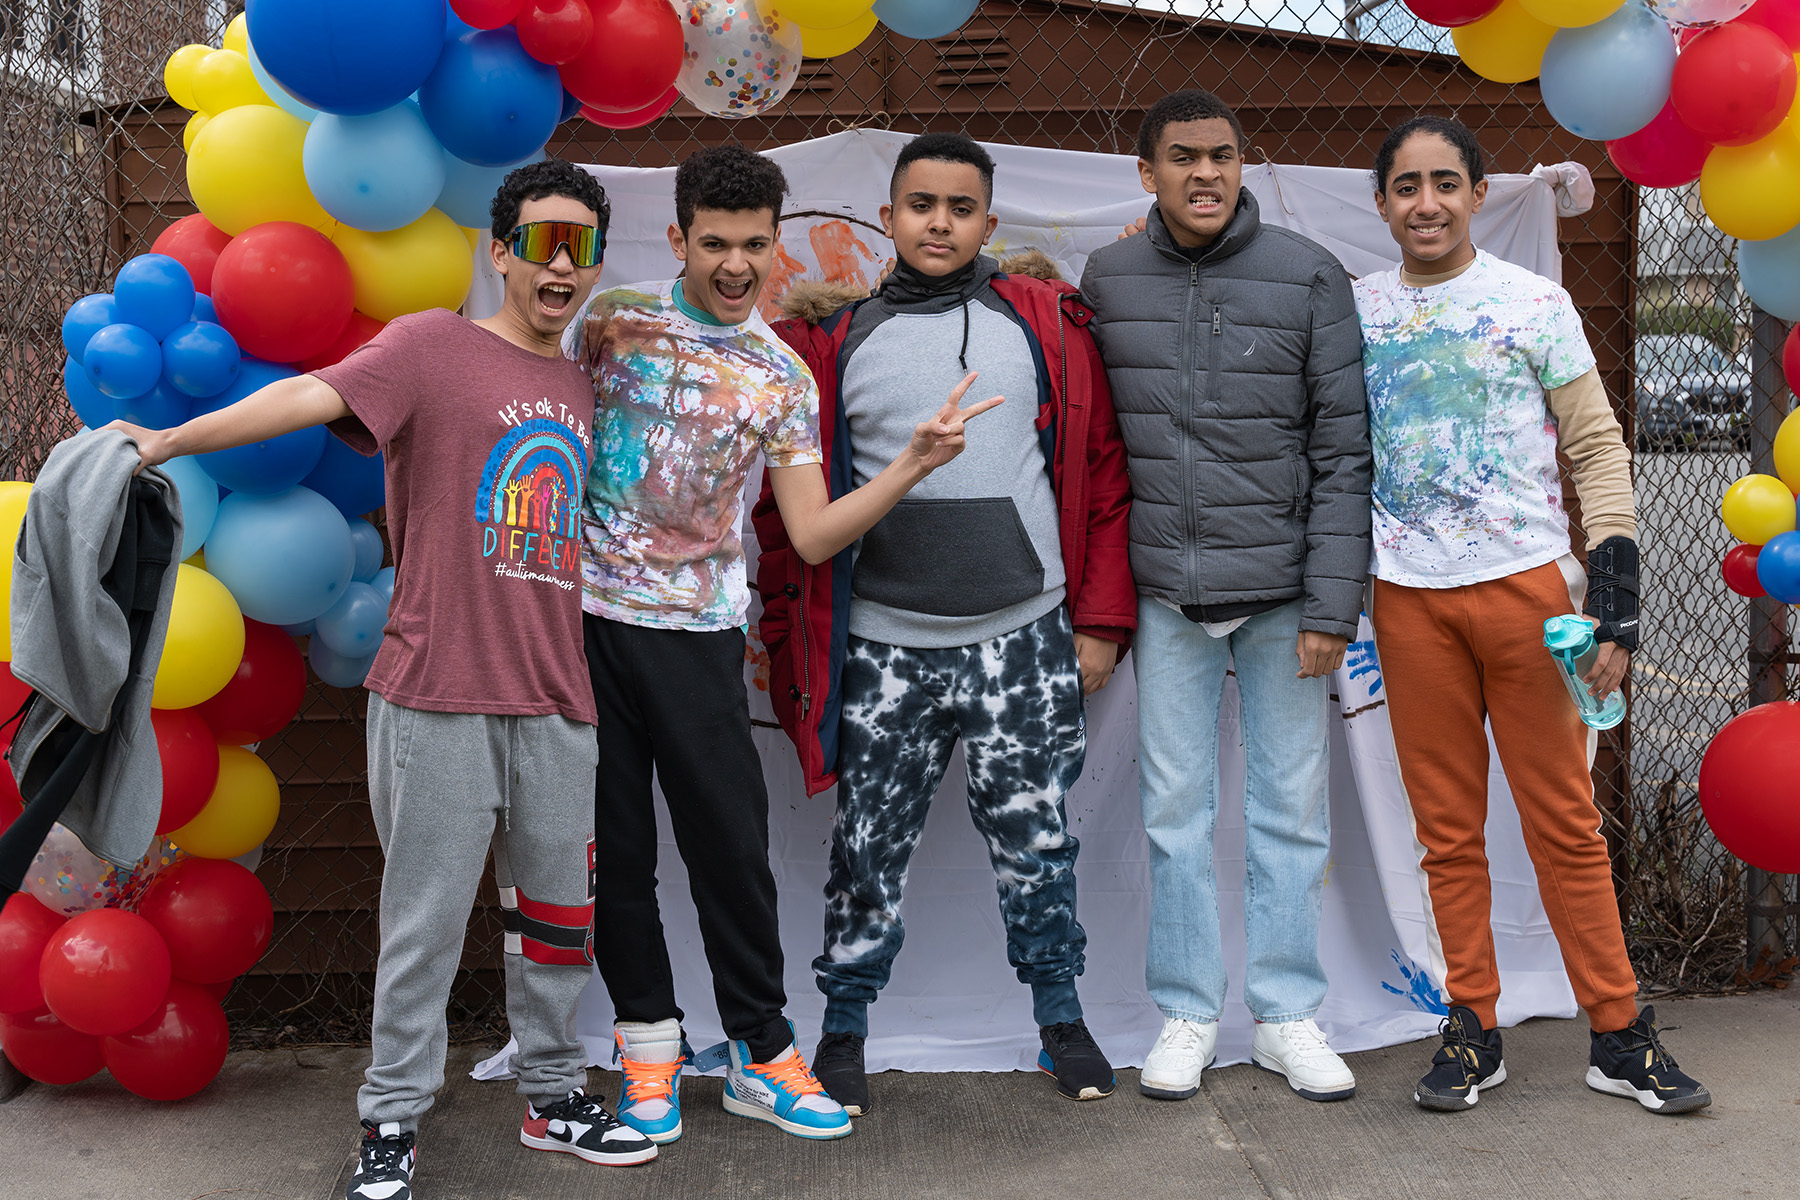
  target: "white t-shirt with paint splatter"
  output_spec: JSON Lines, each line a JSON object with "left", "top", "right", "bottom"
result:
{"left": 1353, "top": 250, "right": 1595, "bottom": 589}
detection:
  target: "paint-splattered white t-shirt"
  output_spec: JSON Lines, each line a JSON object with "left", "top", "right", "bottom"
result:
{"left": 1353, "top": 250, "right": 1595, "bottom": 589}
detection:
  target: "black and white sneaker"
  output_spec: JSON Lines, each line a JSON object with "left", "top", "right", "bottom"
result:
{"left": 521, "top": 1087, "right": 659, "bottom": 1165}
{"left": 1415, "top": 1006, "right": 1506, "bottom": 1111}
{"left": 814, "top": 1031, "right": 870, "bottom": 1117}
{"left": 1037, "top": 1019, "right": 1116, "bottom": 1100}
{"left": 1587, "top": 1006, "right": 1712, "bottom": 1114}
{"left": 346, "top": 1121, "right": 416, "bottom": 1200}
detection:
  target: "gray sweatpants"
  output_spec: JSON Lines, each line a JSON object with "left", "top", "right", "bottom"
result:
{"left": 359, "top": 693, "right": 599, "bottom": 1130}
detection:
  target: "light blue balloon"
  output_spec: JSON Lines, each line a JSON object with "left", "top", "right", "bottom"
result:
{"left": 872, "top": 0, "right": 979, "bottom": 40}
{"left": 161, "top": 455, "right": 220, "bottom": 561}
{"left": 246, "top": 38, "right": 317, "bottom": 123}
{"left": 435, "top": 145, "right": 545, "bottom": 229}
{"left": 370, "top": 566, "right": 395, "bottom": 604}
{"left": 205, "top": 486, "right": 356, "bottom": 626}
{"left": 83, "top": 323, "right": 162, "bottom": 400}
{"left": 347, "top": 517, "right": 386, "bottom": 582}
{"left": 160, "top": 320, "right": 241, "bottom": 398}
{"left": 280, "top": 618, "right": 317, "bottom": 637}
{"left": 303, "top": 101, "right": 448, "bottom": 233}
{"left": 1540, "top": 2, "right": 1676, "bottom": 143}
{"left": 308, "top": 637, "right": 377, "bottom": 689}
{"left": 315, "top": 580, "right": 388, "bottom": 657}
{"left": 1741, "top": 226, "right": 1800, "bottom": 322}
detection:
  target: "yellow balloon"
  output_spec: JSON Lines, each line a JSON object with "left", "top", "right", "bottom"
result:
{"left": 170, "top": 745, "right": 279, "bottom": 860}
{"left": 1452, "top": 0, "right": 1555, "bottom": 84}
{"left": 1516, "top": 0, "right": 1622, "bottom": 26}
{"left": 781, "top": 0, "right": 874, "bottom": 29}
{"left": 1701, "top": 122, "right": 1800, "bottom": 242}
{"left": 0, "top": 482, "right": 31, "bottom": 661}
{"left": 191, "top": 49, "right": 273, "bottom": 114}
{"left": 152, "top": 564, "right": 246, "bottom": 710}
{"left": 1775, "top": 412, "right": 1800, "bottom": 494}
{"left": 1721, "top": 474, "right": 1798, "bottom": 546}
{"left": 187, "top": 104, "right": 333, "bottom": 236}
{"left": 333, "top": 209, "right": 476, "bottom": 322}
{"left": 800, "top": 9, "right": 879, "bottom": 58}
{"left": 163, "top": 43, "right": 211, "bottom": 112}
{"left": 182, "top": 111, "right": 211, "bottom": 153}
{"left": 463, "top": 225, "right": 484, "bottom": 252}
{"left": 222, "top": 11, "right": 249, "bottom": 57}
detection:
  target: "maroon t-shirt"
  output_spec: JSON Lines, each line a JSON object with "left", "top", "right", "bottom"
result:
{"left": 314, "top": 309, "right": 596, "bottom": 724}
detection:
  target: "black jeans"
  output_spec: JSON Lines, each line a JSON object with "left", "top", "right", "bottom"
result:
{"left": 584, "top": 613, "right": 790, "bottom": 1061}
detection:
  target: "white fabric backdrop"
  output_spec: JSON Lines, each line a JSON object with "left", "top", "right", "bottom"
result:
{"left": 472, "top": 131, "right": 1587, "bottom": 1080}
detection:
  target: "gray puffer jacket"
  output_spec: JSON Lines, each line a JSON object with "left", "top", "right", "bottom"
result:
{"left": 1079, "top": 191, "right": 1372, "bottom": 640}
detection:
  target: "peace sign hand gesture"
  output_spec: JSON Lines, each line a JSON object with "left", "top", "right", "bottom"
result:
{"left": 908, "top": 372, "right": 1004, "bottom": 474}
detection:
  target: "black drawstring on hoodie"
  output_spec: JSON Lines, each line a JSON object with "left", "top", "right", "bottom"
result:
{"left": 876, "top": 256, "right": 987, "bottom": 372}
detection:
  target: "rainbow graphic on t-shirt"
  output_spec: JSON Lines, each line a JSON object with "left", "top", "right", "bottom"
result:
{"left": 476, "top": 418, "right": 589, "bottom": 580}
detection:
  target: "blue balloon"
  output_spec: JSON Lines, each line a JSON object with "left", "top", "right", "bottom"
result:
{"left": 161, "top": 320, "right": 242, "bottom": 398}
{"left": 301, "top": 433, "right": 386, "bottom": 518}
{"left": 114, "top": 379, "right": 192, "bottom": 430}
{"left": 280, "top": 618, "right": 317, "bottom": 637}
{"left": 347, "top": 517, "right": 386, "bottom": 582}
{"left": 61, "top": 293, "right": 117, "bottom": 360}
{"left": 206, "top": 486, "right": 356, "bottom": 625}
{"left": 303, "top": 101, "right": 448, "bottom": 232}
{"left": 192, "top": 359, "right": 326, "bottom": 494}
{"left": 1541, "top": 3, "right": 1676, "bottom": 142}
{"left": 559, "top": 88, "right": 582, "bottom": 123}
{"left": 872, "top": 0, "right": 979, "bottom": 40}
{"left": 1758, "top": 531, "right": 1800, "bottom": 604}
{"left": 246, "top": 37, "right": 318, "bottom": 123}
{"left": 161, "top": 455, "right": 220, "bottom": 561}
{"left": 308, "top": 636, "right": 377, "bottom": 689}
{"left": 315, "top": 580, "right": 389, "bottom": 657}
{"left": 83, "top": 324, "right": 162, "bottom": 400}
{"left": 63, "top": 356, "right": 114, "bottom": 428}
{"left": 435, "top": 144, "right": 545, "bottom": 228}
{"left": 369, "top": 566, "right": 396, "bottom": 604}
{"left": 190, "top": 292, "right": 217, "bottom": 324}
{"left": 112, "top": 254, "right": 197, "bottom": 342}
{"left": 1741, "top": 226, "right": 1800, "bottom": 322}
{"left": 248, "top": 0, "right": 447, "bottom": 117}
{"left": 418, "top": 29, "right": 562, "bottom": 168}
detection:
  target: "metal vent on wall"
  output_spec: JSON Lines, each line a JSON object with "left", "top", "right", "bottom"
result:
{"left": 792, "top": 59, "right": 837, "bottom": 95}
{"left": 932, "top": 27, "right": 1012, "bottom": 89}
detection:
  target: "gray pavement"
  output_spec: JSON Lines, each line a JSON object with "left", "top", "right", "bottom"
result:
{"left": 3, "top": 991, "right": 1795, "bottom": 1200}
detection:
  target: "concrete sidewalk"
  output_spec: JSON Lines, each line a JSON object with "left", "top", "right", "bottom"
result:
{"left": 4, "top": 991, "right": 1794, "bottom": 1200}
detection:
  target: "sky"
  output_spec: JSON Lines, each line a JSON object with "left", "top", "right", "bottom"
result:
{"left": 1153, "top": 0, "right": 1350, "bottom": 36}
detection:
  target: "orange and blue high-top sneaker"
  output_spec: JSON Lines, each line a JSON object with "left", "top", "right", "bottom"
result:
{"left": 614, "top": 1019, "right": 689, "bottom": 1144}
{"left": 718, "top": 1026, "right": 852, "bottom": 1140}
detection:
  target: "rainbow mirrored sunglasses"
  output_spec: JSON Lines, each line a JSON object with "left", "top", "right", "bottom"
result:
{"left": 506, "top": 220, "right": 604, "bottom": 268}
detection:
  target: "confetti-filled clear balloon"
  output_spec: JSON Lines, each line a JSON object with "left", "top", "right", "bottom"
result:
{"left": 1649, "top": 0, "right": 1754, "bottom": 26}
{"left": 673, "top": 0, "right": 804, "bottom": 118}
{"left": 26, "top": 826, "right": 186, "bottom": 916}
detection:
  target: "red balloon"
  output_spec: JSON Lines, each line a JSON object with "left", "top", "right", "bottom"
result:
{"left": 0, "top": 895, "right": 64, "bottom": 1014}
{"left": 100, "top": 980, "right": 230, "bottom": 1101}
{"left": 151, "top": 707, "right": 221, "bottom": 835}
{"left": 517, "top": 0, "right": 593, "bottom": 64}
{"left": 137, "top": 857, "right": 274, "bottom": 984}
{"left": 211, "top": 222, "right": 355, "bottom": 364}
{"left": 1740, "top": 0, "right": 1800, "bottom": 51}
{"left": 1671, "top": 24, "right": 1798, "bottom": 147}
{"left": 0, "top": 662, "right": 26, "bottom": 817}
{"left": 452, "top": 0, "right": 529, "bottom": 28}
{"left": 298, "top": 312, "right": 387, "bottom": 373}
{"left": 1607, "top": 99, "right": 1714, "bottom": 189}
{"left": 1785, "top": 322, "right": 1800, "bottom": 397}
{"left": 0, "top": 1007, "right": 104, "bottom": 1084}
{"left": 1701, "top": 700, "right": 1800, "bottom": 871}
{"left": 39, "top": 908, "right": 172, "bottom": 1036}
{"left": 559, "top": 0, "right": 682, "bottom": 113}
{"left": 193, "top": 619, "right": 307, "bottom": 745}
{"left": 199, "top": 978, "right": 233, "bottom": 1001}
{"left": 1400, "top": 0, "right": 1502, "bottom": 26}
{"left": 1724, "top": 543, "right": 1767, "bottom": 597}
{"left": 151, "top": 215, "right": 233, "bottom": 295}
{"left": 579, "top": 87, "right": 679, "bottom": 129}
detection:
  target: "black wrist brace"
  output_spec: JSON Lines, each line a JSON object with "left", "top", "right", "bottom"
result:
{"left": 1584, "top": 535, "right": 1639, "bottom": 652}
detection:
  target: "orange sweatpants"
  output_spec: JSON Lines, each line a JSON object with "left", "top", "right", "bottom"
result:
{"left": 1372, "top": 560, "right": 1639, "bottom": 1034}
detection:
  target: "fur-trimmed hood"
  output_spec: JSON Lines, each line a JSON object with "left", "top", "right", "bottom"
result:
{"left": 776, "top": 249, "right": 1067, "bottom": 324}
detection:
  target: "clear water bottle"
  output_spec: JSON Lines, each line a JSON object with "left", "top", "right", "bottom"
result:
{"left": 1543, "top": 615, "right": 1626, "bottom": 731}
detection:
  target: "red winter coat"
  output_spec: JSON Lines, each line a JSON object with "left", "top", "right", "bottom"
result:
{"left": 751, "top": 269, "right": 1136, "bottom": 795}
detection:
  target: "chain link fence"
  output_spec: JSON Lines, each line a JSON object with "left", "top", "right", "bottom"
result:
{"left": 1, "top": 0, "right": 1791, "bottom": 1044}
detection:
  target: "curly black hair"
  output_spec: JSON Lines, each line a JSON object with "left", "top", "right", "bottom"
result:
{"left": 891, "top": 132, "right": 996, "bottom": 205}
{"left": 1373, "top": 116, "right": 1486, "bottom": 194}
{"left": 1136, "top": 90, "right": 1245, "bottom": 162}
{"left": 673, "top": 144, "right": 789, "bottom": 233}
{"left": 489, "top": 158, "right": 611, "bottom": 242}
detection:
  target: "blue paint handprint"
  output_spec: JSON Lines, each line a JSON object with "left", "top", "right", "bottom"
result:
{"left": 1380, "top": 950, "right": 1448, "bottom": 1015}
{"left": 1344, "top": 638, "right": 1382, "bottom": 697}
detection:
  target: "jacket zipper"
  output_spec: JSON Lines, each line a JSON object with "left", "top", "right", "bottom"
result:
{"left": 797, "top": 548, "right": 812, "bottom": 719}
{"left": 1182, "top": 262, "right": 1199, "bottom": 602}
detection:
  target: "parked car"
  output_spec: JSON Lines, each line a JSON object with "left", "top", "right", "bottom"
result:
{"left": 1634, "top": 334, "right": 1750, "bottom": 452}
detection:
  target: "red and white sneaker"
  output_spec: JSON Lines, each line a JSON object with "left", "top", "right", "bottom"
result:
{"left": 520, "top": 1087, "right": 658, "bottom": 1166}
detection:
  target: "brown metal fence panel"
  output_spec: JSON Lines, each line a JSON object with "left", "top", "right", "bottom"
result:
{"left": 1, "top": 0, "right": 1790, "bottom": 1044}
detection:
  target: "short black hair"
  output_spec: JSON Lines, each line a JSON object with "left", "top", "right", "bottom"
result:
{"left": 490, "top": 158, "right": 610, "bottom": 242}
{"left": 673, "top": 144, "right": 789, "bottom": 233}
{"left": 891, "top": 132, "right": 996, "bottom": 205}
{"left": 1374, "top": 116, "right": 1486, "bottom": 193}
{"left": 1137, "top": 90, "right": 1245, "bottom": 162}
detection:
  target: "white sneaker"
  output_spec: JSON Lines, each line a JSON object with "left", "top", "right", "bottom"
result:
{"left": 1251, "top": 1018, "right": 1356, "bottom": 1102}
{"left": 1140, "top": 1017, "right": 1218, "bottom": 1100}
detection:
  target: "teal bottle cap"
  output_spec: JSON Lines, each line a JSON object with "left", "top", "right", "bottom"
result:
{"left": 1543, "top": 615, "right": 1595, "bottom": 652}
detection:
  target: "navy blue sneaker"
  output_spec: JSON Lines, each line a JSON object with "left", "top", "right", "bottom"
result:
{"left": 1415, "top": 1006, "right": 1505, "bottom": 1111}
{"left": 1038, "top": 1019, "right": 1116, "bottom": 1100}
{"left": 1587, "top": 1006, "right": 1711, "bottom": 1114}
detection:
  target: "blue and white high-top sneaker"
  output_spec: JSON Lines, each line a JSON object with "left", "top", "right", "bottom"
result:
{"left": 720, "top": 1029, "right": 852, "bottom": 1140}
{"left": 614, "top": 1019, "right": 687, "bottom": 1144}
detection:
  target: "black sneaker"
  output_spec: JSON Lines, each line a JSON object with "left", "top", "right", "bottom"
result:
{"left": 520, "top": 1087, "right": 658, "bottom": 1165}
{"left": 346, "top": 1121, "right": 416, "bottom": 1200}
{"left": 1415, "top": 1006, "right": 1506, "bottom": 1111}
{"left": 814, "top": 1032, "right": 871, "bottom": 1117}
{"left": 1587, "top": 1006, "right": 1711, "bottom": 1114}
{"left": 1037, "top": 1019, "right": 1116, "bottom": 1100}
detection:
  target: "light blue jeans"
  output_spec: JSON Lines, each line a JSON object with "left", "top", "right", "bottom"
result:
{"left": 1135, "top": 597, "right": 1331, "bottom": 1024}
